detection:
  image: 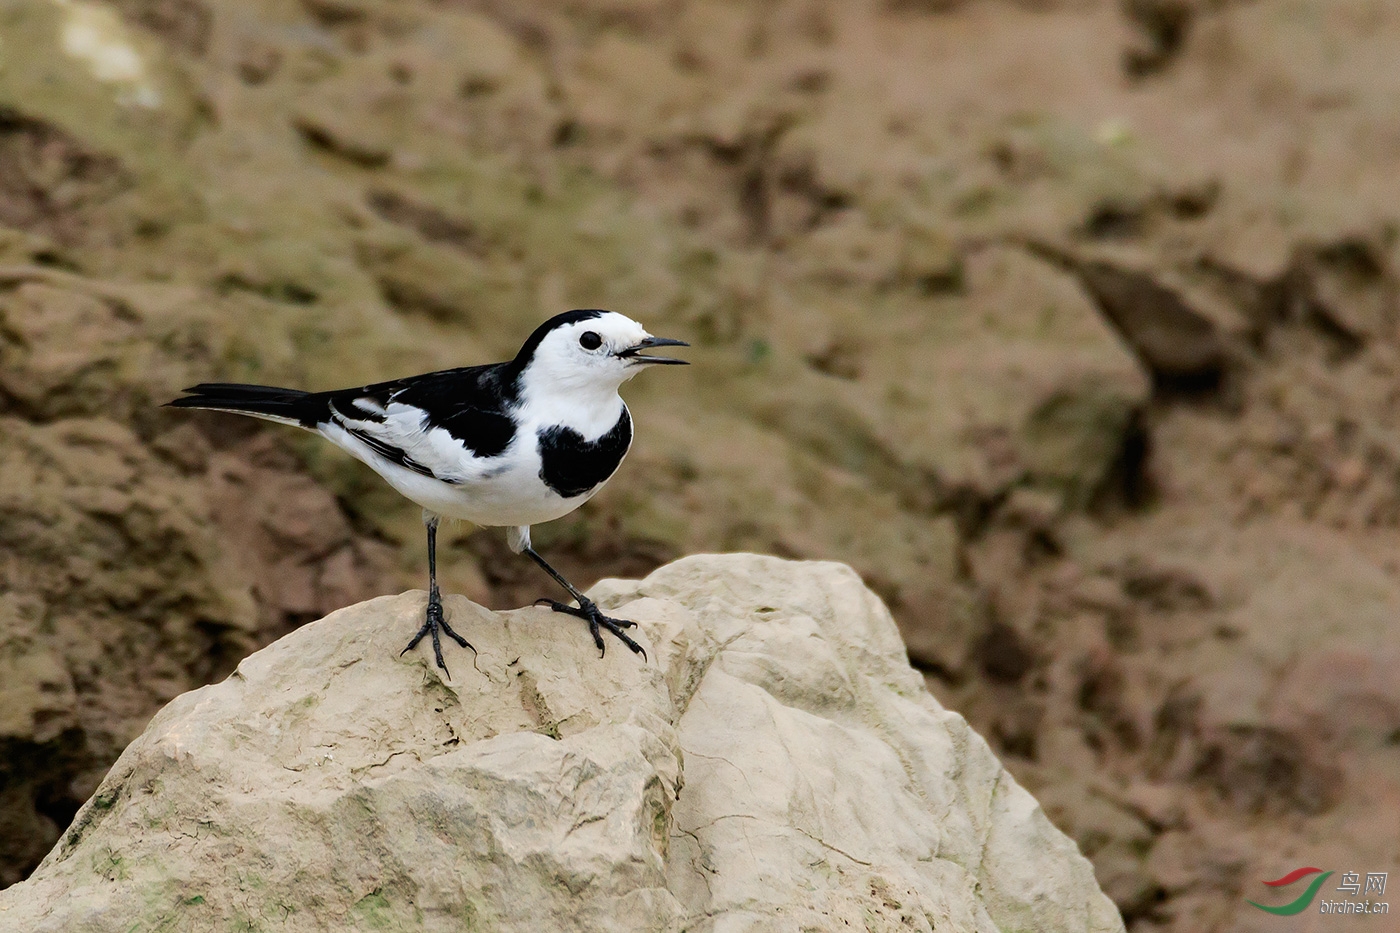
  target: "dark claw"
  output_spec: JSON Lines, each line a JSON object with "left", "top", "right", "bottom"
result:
{"left": 539, "top": 597, "right": 647, "bottom": 661}
{"left": 402, "top": 597, "right": 474, "bottom": 676}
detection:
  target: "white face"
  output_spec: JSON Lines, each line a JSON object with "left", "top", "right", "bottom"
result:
{"left": 536, "top": 312, "right": 648, "bottom": 382}
{"left": 514, "top": 310, "right": 687, "bottom": 434}
{"left": 524, "top": 311, "right": 684, "bottom": 392}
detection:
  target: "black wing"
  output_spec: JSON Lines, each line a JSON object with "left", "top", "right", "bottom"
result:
{"left": 171, "top": 363, "right": 521, "bottom": 483}
{"left": 321, "top": 363, "right": 519, "bottom": 482}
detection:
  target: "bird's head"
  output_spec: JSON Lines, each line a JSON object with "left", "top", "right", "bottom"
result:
{"left": 512, "top": 310, "right": 688, "bottom": 399}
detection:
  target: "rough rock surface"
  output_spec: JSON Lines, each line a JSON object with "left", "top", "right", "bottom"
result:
{"left": 0, "top": 555, "right": 1121, "bottom": 933}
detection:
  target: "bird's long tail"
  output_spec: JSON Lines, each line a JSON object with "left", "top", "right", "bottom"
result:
{"left": 165, "top": 383, "right": 326, "bottom": 427}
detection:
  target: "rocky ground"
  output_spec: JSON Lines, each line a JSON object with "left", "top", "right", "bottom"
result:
{"left": 0, "top": 556, "right": 1124, "bottom": 933}
{"left": 1, "top": 0, "right": 1398, "bottom": 930}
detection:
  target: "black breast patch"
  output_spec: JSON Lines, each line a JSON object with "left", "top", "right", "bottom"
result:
{"left": 537, "top": 407, "right": 632, "bottom": 499}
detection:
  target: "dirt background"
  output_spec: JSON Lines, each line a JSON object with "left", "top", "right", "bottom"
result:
{"left": 2, "top": 0, "right": 1399, "bottom": 929}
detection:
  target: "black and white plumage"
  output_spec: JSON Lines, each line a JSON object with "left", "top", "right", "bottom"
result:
{"left": 168, "top": 310, "right": 688, "bottom": 674}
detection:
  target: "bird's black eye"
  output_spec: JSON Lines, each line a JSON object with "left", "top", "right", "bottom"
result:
{"left": 579, "top": 331, "right": 602, "bottom": 350}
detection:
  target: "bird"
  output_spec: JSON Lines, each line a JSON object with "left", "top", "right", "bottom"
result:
{"left": 167, "top": 309, "right": 688, "bottom": 675}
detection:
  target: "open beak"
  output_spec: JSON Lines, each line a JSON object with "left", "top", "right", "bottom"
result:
{"left": 616, "top": 336, "right": 690, "bottom": 365}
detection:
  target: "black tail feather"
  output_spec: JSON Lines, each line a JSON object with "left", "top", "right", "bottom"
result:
{"left": 166, "top": 383, "right": 326, "bottom": 427}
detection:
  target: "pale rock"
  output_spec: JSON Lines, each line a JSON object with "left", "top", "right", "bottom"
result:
{"left": 0, "top": 555, "right": 1123, "bottom": 933}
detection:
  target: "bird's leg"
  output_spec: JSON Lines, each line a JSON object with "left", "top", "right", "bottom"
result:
{"left": 401, "top": 514, "right": 474, "bottom": 675}
{"left": 523, "top": 546, "right": 646, "bottom": 660}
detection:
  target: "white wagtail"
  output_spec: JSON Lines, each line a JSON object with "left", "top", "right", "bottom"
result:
{"left": 168, "top": 310, "right": 688, "bottom": 674}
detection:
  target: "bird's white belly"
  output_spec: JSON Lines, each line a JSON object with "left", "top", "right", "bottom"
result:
{"left": 388, "top": 459, "right": 599, "bottom": 526}
{"left": 325, "top": 424, "right": 593, "bottom": 527}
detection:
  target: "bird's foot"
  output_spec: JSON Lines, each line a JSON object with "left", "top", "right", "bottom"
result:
{"left": 401, "top": 597, "right": 474, "bottom": 676}
{"left": 535, "top": 596, "right": 646, "bottom": 661}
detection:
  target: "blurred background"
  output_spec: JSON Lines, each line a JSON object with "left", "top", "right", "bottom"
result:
{"left": 1, "top": 0, "right": 1398, "bottom": 929}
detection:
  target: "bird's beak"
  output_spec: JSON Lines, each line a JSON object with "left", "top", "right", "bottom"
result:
{"left": 616, "top": 336, "right": 690, "bottom": 365}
